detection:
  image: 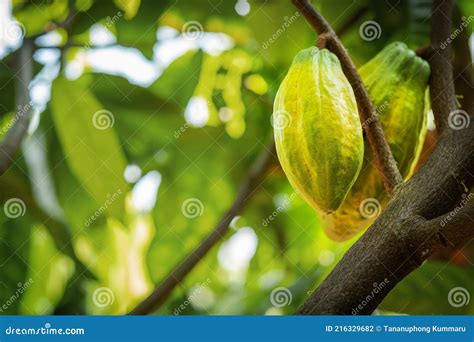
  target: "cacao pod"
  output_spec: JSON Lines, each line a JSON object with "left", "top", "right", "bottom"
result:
{"left": 273, "top": 47, "right": 364, "bottom": 213}
{"left": 322, "top": 42, "right": 430, "bottom": 241}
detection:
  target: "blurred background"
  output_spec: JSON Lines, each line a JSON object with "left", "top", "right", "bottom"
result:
{"left": 0, "top": 0, "right": 472, "bottom": 315}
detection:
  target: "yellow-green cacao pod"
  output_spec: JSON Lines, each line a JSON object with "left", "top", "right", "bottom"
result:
{"left": 273, "top": 47, "right": 364, "bottom": 213}
{"left": 322, "top": 42, "right": 430, "bottom": 241}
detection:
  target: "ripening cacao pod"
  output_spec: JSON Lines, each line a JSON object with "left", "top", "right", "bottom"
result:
{"left": 322, "top": 42, "right": 430, "bottom": 241}
{"left": 273, "top": 47, "right": 364, "bottom": 213}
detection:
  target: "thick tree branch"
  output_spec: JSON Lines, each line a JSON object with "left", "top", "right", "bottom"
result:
{"left": 129, "top": 142, "right": 277, "bottom": 315}
{"left": 291, "top": 0, "right": 403, "bottom": 194}
{"left": 297, "top": 0, "right": 473, "bottom": 315}
{"left": 298, "top": 124, "right": 473, "bottom": 314}
{"left": 0, "top": 39, "right": 34, "bottom": 175}
{"left": 428, "top": 0, "right": 457, "bottom": 134}
{"left": 419, "top": 199, "right": 474, "bottom": 252}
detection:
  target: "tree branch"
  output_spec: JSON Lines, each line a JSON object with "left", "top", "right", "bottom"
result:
{"left": 291, "top": 0, "right": 402, "bottom": 194}
{"left": 297, "top": 0, "right": 474, "bottom": 315}
{"left": 298, "top": 125, "right": 473, "bottom": 314}
{"left": 0, "top": 39, "right": 34, "bottom": 175}
{"left": 419, "top": 198, "right": 474, "bottom": 252}
{"left": 428, "top": 0, "right": 457, "bottom": 134}
{"left": 129, "top": 142, "right": 277, "bottom": 315}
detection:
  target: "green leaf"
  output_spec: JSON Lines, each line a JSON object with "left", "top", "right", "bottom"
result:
{"left": 88, "top": 74, "right": 180, "bottom": 167}
{"left": 19, "top": 225, "right": 75, "bottom": 314}
{"left": 76, "top": 216, "right": 154, "bottom": 314}
{"left": 0, "top": 214, "right": 31, "bottom": 314}
{"left": 149, "top": 50, "right": 203, "bottom": 107}
{"left": 13, "top": 0, "right": 69, "bottom": 37}
{"left": 75, "top": 0, "right": 94, "bottom": 12}
{"left": 50, "top": 76, "right": 128, "bottom": 220}
{"left": 46, "top": 121, "right": 105, "bottom": 232}
{"left": 114, "top": 0, "right": 170, "bottom": 58}
{"left": 114, "top": 0, "right": 141, "bottom": 19}
{"left": 458, "top": 0, "right": 474, "bottom": 31}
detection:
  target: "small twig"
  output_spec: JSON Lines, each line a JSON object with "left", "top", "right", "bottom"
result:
{"left": 129, "top": 142, "right": 277, "bottom": 315}
{"left": 0, "top": 39, "right": 34, "bottom": 175}
{"left": 316, "top": 33, "right": 331, "bottom": 49}
{"left": 415, "top": 45, "right": 432, "bottom": 59}
{"left": 291, "top": 0, "right": 403, "bottom": 194}
{"left": 428, "top": 0, "right": 457, "bottom": 134}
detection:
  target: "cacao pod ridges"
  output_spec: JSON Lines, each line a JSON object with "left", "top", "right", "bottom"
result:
{"left": 322, "top": 42, "right": 431, "bottom": 241}
{"left": 273, "top": 47, "right": 364, "bottom": 214}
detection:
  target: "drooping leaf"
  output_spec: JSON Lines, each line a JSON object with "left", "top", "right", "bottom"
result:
{"left": 13, "top": 0, "right": 69, "bottom": 37}
{"left": 50, "top": 75, "right": 128, "bottom": 220}
{"left": 19, "top": 225, "right": 74, "bottom": 314}
{"left": 79, "top": 216, "right": 155, "bottom": 314}
{"left": 113, "top": 0, "right": 141, "bottom": 20}
{"left": 149, "top": 50, "right": 203, "bottom": 107}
